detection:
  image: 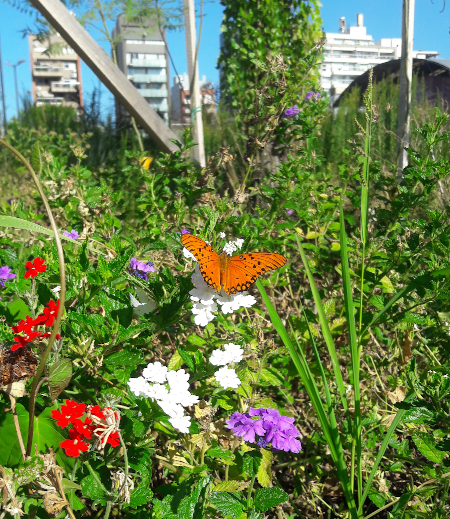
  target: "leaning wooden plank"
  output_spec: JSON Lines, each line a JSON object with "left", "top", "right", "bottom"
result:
{"left": 29, "top": 0, "right": 179, "bottom": 153}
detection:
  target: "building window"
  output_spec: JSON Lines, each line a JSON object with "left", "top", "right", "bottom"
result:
{"left": 126, "top": 39, "right": 165, "bottom": 45}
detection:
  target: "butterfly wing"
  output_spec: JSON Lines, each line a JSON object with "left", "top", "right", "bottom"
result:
{"left": 223, "top": 252, "right": 287, "bottom": 295}
{"left": 181, "top": 234, "right": 221, "bottom": 292}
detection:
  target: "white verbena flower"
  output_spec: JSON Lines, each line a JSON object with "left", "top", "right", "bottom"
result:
{"left": 142, "top": 361, "right": 168, "bottom": 384}
{"left": 216, "top": 292, "right": 257, "bottom": 314}
{"left": 214, "top": 366, "right": 241, "bottom": 389}
{"left": 169, "top": 389, "right": 199, "bottom": 407}
{"left": 223, "top": 241, "right": 238, "bottom": 256}
{"left": 145, "top": 383, "right": 169, "bottom": 401}
{"left": 127, "top": 376, "right": 149, "bottom": 397}
{"left": 183, "top": 247, "right": 197, "bottom": 261}
{"left": 219, "top": 232, "right": 226, "bottom": 238}
{"left": 192, "top": 302, "right": 217, "bottom": 326}
{"left": 443, "top": 374, "right": 449, "bottom": 378}
{"left": 169, "top": 415, "right": 192, "bottom": 433}
{"left": 210, "top": 343, "right": 244, "bottom": 366}
{"left": 235, "top": 238, "right": 244, "bottom": 249}
{"left": 158, "top": 399, "right": 185, "bottom": 418}
{"left": 167, "top": 369, "right": 190, "bottom": 391}
{"left": 51, "top": 285, "right": 61, "bottom": 294}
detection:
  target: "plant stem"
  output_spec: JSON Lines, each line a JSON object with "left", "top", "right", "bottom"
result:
{"left": 246, "top": 475, "right": 256, "bottom": 511}
{"left": 8, "top": 394, "right": 26, "bottom": 461}
{"left": 114, "top": 431, "right": 129, "bottom": 503}
{"left": 0, "top": 139, "right": 66, "bottom": 458}
{"left": 104, "top": 501, "right": 112, "bottom": 519}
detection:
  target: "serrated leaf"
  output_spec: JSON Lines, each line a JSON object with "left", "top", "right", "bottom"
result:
{"left": 187, "top": 334, "right": 206, "bottom": 346}
{"left": 257, "top": 448, "right": 272, "bottom": 487}
{"left": 61, "top": 478, "right": 82, "bottom": 492}
{"left": 305, "top": 231, "right": 321, "bottom": 239}
{"left": 105, "top": 346, "right": 145, "bottom": 368}
{"left": 168, "top": 351, "right": 183, "bottom": 370}
{"left": 259, "top": 368, "right": 284, "bottom": 387}
{"left": 412, "top": 432, "right": 446, "bottom": 464}
{"left": 80, "top": 475, "right": 107, "bottom": 501}
{"left": 178, "top": 347, "right": 195, "bottom": 372}
{"left": 254, "top": 487, "right": 288, "bottom": 512}
{"left": 16, "top": 457, "right": 44, "bottom": 485}
{"left": 48, "top": 359, "right": 72, "bottom": 402}
{"left": 209, "top": 491, "right": 243, "bottom": 519}
{"left": 243, "top": 450, "right": 263, "bottom": 477}
{"left": 207, "top": 445, "right": 235, "bottom": 465}
{"left": 379, "top": 276, "right": 394, "bottom": 294}
{"left": 128, "top": 481, "right": 153, "bottom": 508}
{"left": 250, "top": 58, "right": 268, "bottom": 71}
{"left": 213, "top": 481, "right": 246, "bottom": 492}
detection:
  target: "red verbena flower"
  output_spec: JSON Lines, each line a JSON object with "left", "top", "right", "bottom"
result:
{"left": 60, "top": 429, "right": 90, "bottom": 457}
{"left": 41, "top": 299, "right": 60, "bottom": 327}
{"left": 24, "top": 257, "right": 47, "bottom": 279}
{"left": 51, "top": 399, "right": 86, "bottom": 428}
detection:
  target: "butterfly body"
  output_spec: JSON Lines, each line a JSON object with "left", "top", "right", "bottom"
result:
{"left": 182, "top": 234, "right": 286, "bottom": 295}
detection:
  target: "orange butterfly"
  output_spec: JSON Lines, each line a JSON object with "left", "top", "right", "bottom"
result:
{"left": 181, "top": 234, "right": 287, "bottom": 295}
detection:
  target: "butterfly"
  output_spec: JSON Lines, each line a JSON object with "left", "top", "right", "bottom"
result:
{"left": 181, "top": 234, "right": 287, "bottom": 295}
{"left": 140, "top": 157, "right": 153, "bottom": 170}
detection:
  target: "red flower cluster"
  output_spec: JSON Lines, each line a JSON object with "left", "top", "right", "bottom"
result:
{"left": 51, "top": 400, "right": 121, "bottom": 457}
{"left": 24, "top": 257, "right": 47, "bottom": 279}
{"left": 11, "top": 299, "right": 61, "bottom": 351}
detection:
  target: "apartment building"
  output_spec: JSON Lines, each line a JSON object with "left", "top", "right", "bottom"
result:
{"left": 321, "top": 14, "right": 439, "bottom": 105}
{"left": 113, "top": 15, "right": 170, "bottom": 123}
{"left": 171, "top": 72, "right": 215, "bottom": 125}
{"left": 28, "top": 33, "right": 83, "bottom": 110}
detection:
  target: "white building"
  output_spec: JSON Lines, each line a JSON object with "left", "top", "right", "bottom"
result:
{"left": 321, "top": 14, "right": 439, "bottom": 105}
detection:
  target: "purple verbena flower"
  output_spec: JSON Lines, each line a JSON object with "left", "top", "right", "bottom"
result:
{"left": 129, "top": 258, "right": 156, "bottom": 281}
{"left": 281, "top": 105, "right": 300, "bottom": 119}
{"left": 228, "top": 408, "right": 302, "bottom": 454}
{"left": 0, "top": 266, "right": 17, "bottom": 288}
{"left": 226, "top": 412, "right": 265, "bottom": 443}
{"left": 62, "top": 229, "right": 79, "bottom": 241}
{"left": 181, "top": 229, "right": 191, "bottom": 235}
{"left": 286, "top": 209, "right": 294, "bottom": 216}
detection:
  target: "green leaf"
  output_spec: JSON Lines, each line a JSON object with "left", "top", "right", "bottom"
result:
{"left": 209, "top": 492, "right": 243, "bottom": 519}
{"left": 243, "top": 450, "right": 263, "bottom": 477}
{"left": 412, "top": 432, "right": 446, "bottom": 464}
{"left": 178, "top": 347, "right": 195, "bottom": 372}
{"left": 48, "top": 359, "right": 72, "bottom": 402}
{"left": 168, "top": 351, "right": 183, "bottom": 370}
{"left": 129, "top": 481, "right": 153, "bottom": 508}
{"left": 30, "top": 142, "right": 43, "bottom": 175}
{"left": 187, "top": 334, "right": 206, "bottom": 347}
{"left": 79, "top": 241, "right": 89, "bottom": 272}
{"left": 213, "top": 481, "right": 245, "bottom": 492}
{"left": 16, "top": 457, "right": 45, "bottom": 485}
{"left": 259, "top": 368, "right": 285, "bottom": 387}
{"left": 105, "top": 346, "right": 145, "bottom": 369}
{"left": 80, "top": 475, "right": 107, "bottom": 501}
{"left": 254, "top": 487, "right": 288, "bottom": 512}
{"left": 206, "top": 445, "right": 235, "bottom": 465}
{"left": 0, "top": 215, "right": 77, "bottom": 243}
{"left": 257, "top": 448, "right": 272, "bottom": 487}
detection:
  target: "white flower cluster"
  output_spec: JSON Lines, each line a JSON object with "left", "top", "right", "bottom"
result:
{"left": 209, "top": 343, "right": 243, "bottom": 389}
{"left": 222, "top": 238, "right": 245, "bottom": 256}
{"left": 368, "top": 207, "right": 377, "bottom": 223}
{"left": 188, "top": 263, "right": 256, "bottom": 327}
{"left": 128, "top": 362, "right": 198, "bottom": 433}
{"left": 210, "top": 343, "right": 244, "bottom": 366}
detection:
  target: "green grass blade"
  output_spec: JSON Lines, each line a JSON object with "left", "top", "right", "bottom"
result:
{"left": 358, "top": 391, "right": 415, "bottom": 514}
{"left": 340, "top": 202, "right": 362, "bottom": 503}
{"left": 257, "top": 280, "right": 358, "bottom": 519}
{"left": 0, "top": 215, "right": 73, "bottom": 242}
{"left": 295, "top": 234, "right": 350, "bottom": 422}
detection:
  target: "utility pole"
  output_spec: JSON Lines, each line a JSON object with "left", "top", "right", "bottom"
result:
{"left": 183, "top": 0, "right": 206, "bottom": 166}
{"left": 0, "top": 37, "right": 7, "bottom": 134}
{"left": 5, "top": 60, "right": 25, "bottom": 117}
{"left": 397, "top": 0, "right": 415, "bottom": 183}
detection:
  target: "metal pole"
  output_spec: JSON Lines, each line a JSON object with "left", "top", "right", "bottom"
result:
{"left": 0, "top": 37, "right": 7, "bottom": 133}
{"left": 183, "top": 0, "right": 205, "bottom": 166}
{"left": 13, "top": 66, "right": 19, "bottom": 115}
{"left": 397, "top": 0, "right": 415, "bottom": 183}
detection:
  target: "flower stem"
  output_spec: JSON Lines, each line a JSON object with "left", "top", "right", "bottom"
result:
{"left": 8, "top": 394, "right": 26, "bottom": 461}
{"left": 113, "top": 431, "right": 129, "bottom": 503}
{"left": 246, "top": 475, "right": 256, "bottom": 511}
{"left": 0, "top": 139, "right": 66, "bottom": 458}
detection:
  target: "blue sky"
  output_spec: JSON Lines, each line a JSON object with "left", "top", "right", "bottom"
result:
{"left": 0, "top": 0, "right": 448, "bottom": 120}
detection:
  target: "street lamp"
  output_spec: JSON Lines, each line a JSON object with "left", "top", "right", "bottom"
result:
{"left": 5, "top": 60, "right": 25, "bottom": 116}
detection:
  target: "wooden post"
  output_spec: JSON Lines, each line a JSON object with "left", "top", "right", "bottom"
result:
{"left": 28, "top": 0, "right": 179, "bottom": 153}
{"left": 397, "top": 0, "right": 415, "bottom": 183}
{"left": 183, "top": 0, "right": 206, "bottom": 166}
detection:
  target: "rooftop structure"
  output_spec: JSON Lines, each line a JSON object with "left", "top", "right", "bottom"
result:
{"left": 321, "top": 14, "right": 439, "bottom": 105}
{"left": 113, "top": 15, "right": 170, "bottom": 123}
{"left": 28, "top": 32, "right": 83, "bottom": 111}
{"left": 171, "top": 72, "right": 215, "bottom": 126}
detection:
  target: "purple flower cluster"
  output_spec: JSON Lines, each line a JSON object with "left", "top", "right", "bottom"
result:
{"left": 129, "top": 258, "right": 156, "bottom": 281}
{"left": 305, "top": 91, "right": 325, "bottom": 102}
{"left": 180, "top": 229, "right": 191, "bottom": 235}
{"left": 0, "top": 266, "right": 16, "bottom": 289}
{"left": 63, "top": 229, "right": 80, "bottom": 241}
{"left": 226, "top": 408, "right": 301, "bottom": 453}
{"left": 281, "top": 105, "right": 300, "bottom": 119}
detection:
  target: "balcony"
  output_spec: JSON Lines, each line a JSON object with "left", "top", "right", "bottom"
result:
{"left": 36, "top": 97, "right": 64, "bottom": 106}
{"left": 137, "top": 88, "right": 168, "bottom": 97}
{"left": 33, "top": 65, "right": 62, "bottom": 77}
{"left": 146, "top": 100, "right": 168, "bottom": 112}
{"left": 129, "top": 59, "right": 166, "bottom": 68}
{"left": 51, "top": 81, "right": 79, "bottom": 93}
{"left": 129, "top": 74, "right": 167, "bottom": 83}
